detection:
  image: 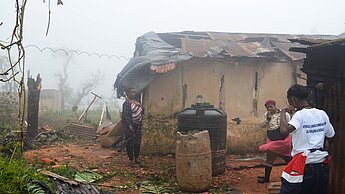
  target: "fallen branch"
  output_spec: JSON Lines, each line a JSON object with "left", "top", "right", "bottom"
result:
{"left": 40, "top": 170, "right": 79, "bottom": 186}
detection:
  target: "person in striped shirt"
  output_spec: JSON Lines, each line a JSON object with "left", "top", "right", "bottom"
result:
{"left": 122, "top": 87, "right": 143, "bottom": 165}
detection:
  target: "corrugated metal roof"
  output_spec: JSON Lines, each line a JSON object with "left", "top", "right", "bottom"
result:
{"left": 181, "top": 38, "right": 271, "bottom": 58}
{"left": 273, "top": 42, "right": 306, "bottom": 61}
{"left": 223, "top": 42, "right": 260, "bottom": 57}
{"left": 255, "top": 37, "right": 276, "bottom": 55}
{"left": 181, "top": 38, "right": 263, "bottom": 58}
{"left": 244, "top": 34, "right": 293, "bottom": 43}
{"left": 208, "top": 32, "right": 247, "bottom": 41}
{"left": 272, "top": 34, "right": 295, "bottom": 42}
{"left": 178, "top": 32, "right": 315, "bottom": 60}
{"left": 207, "top": 32, "right": 295, "bottom": 42}
{"left": 181, "top": 39, "right": 227, "bottom": 57}
{"left": 158, "top": 31, "right": 340, "bottom": 61}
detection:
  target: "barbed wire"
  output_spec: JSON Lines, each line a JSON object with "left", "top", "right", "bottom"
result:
{"left": 24, "top": 44, "right": 131, "bottom": 60}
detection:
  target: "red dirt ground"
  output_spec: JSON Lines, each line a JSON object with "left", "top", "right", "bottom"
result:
{"left": 24, "top": 143, "right": 285, "bottom": 194}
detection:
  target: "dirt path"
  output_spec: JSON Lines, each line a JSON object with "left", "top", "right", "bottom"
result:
{"left": 24, "top": 143, "right": 285, "bottom": 193}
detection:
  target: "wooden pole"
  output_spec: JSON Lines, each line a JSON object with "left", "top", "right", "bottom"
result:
{"left": 76, "top": 92, "right": 101, "bottom": 123}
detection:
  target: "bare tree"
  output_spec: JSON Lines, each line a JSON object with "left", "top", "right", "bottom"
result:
{"left": 0, "top": 55, "right": 18, "bottom": 93}
{"left": 55, "top": 55, "right": 73, "bottom": 110}
{"left": 0, "top": 0, "right": 63, "bottom": 155}
{"left": 73, "top": 70, "right": 104, "bottom": 107}
{"left": 0, "top": 0, "right": 29, "bottom": 155}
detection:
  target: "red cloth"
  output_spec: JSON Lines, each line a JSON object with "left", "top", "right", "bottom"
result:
{"left": 285, "top": 152, "right": 306, "bottom": 175}
{"left": 264, "top": 99, "right": 276, "bottom": 107}
{"left": 259, "top": 134, "right": 292, "bottom": 156}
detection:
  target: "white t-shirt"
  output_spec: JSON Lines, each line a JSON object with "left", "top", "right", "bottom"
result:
{"left": 288, "top": 108, "right": 335, "bottom": 157}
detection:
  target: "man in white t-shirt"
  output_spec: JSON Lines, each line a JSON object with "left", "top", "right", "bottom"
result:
{"left": 279, "top": 84, "right": 335, "bottom": 194}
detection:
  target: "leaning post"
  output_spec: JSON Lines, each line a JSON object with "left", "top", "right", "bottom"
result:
{"left": 26, "top": 74, "right": 42, "bottom": 144}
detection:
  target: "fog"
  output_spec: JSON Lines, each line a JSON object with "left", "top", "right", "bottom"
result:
{"left": 1, "top": 0, "right": 345, "bottom": 107}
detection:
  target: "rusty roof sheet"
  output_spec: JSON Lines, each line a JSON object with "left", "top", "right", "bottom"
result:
{"left": 255, "top": 37, "right": 276, "bottom": 55}
{"left": 207, "top": 32, "right": 298, "bottom": 42}
{"left": 273, "top": 42, "right": 306, "bottom": 61}
{"left": 208, "top": 32, "right": 247, "bottom": 41}
{"left": 182, "top": 38, "right": 306, "bottom": 60}
{"left": 181, "top": 38, "right": 262, "bottom": 58}
{"left": 245, "top": 34, "right": 295, "bottom": 42}
{"left": 181, "top": 39, "right": 227, "bottom": 57}
{"left": 151, "top": 32, "right": 340, "bottom": 61}
{"left": 224, "top": 42, "right": 260, "bottom": 57}
{"left": 272, "top": 34, "right": 296, "bottom": 42}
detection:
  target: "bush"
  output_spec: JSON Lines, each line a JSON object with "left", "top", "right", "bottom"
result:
{"left": 0, "top": 155, "right": 52, "bottom": 193}
{"left": 0, "top": 92, "right": 18, "bottom": 128}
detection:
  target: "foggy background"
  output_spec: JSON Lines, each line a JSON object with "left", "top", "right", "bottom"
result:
{"left": 1, "top": 0, "right": 345, "bottom": 109}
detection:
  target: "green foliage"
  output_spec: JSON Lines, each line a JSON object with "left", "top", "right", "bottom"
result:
{"left": 0, "top": 128, "right": 22, "bottom": 158}
{"left": 140, "top": 181, "right": 174, "bottom": 194}
{"left": 74, "top": 170, "right": 103, "bottom": 183}
{"left": 0, "top": 122, "right": 11, "bottom": 136}
{"left": 26, "top": 181, "right": 51, "bottom": 194}
{"left": 3, "top": 138, "right": 22, "bottom": 158}
{"left": 0, "top": 155, "right": 52, "bottom": 194}
{"left": 0, "top": 92, "right": 18, "bottom": 127}
{"left": 27, "top": 184, "right": 45, "bottom": 194}
{"left": 49, "top": 164, "right": 79, "bottom": 179}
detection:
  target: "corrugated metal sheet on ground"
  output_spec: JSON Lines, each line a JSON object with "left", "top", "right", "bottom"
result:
{"left": 51, "top": 178, "right": 105, "bottom": 194}
{"left": 65, "top": 123, "right": 97, "bottom": 140}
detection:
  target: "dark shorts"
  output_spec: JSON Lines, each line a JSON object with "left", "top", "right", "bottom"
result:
{"left": 281, "top": 163, "right": 329, "bottom": 194}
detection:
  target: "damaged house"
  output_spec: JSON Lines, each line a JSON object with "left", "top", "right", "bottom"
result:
{"left": 290, "top": 37, "right": 345, "bottom": 194}
{"left": 114, "top": 31, "right": 336, "bottom": 118}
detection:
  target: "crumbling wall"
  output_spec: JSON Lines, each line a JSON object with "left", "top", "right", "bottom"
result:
{"left": 142, "top": 65, "right": 183, "bottom": 116}
{"left": 181, "top": 58, "right": 222, "bottom": 108}
{"left": 39, "top": 89, "right": 62, "bottom": 113}
{"left": 223, "top": 61, "right": 255, "bottom": 118}
{"left": 256, "top": 61, "right": 294, "bottom": 115}
{"left": 143, "top": 59, "right": 299, "bottom": 119}
{"left": 143, "top": 58, "right": 223, "bottom": 117}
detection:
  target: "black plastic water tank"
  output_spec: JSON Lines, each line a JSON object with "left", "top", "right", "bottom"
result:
{"left": 177, "top": 104, "right": 227, "bottom": 176}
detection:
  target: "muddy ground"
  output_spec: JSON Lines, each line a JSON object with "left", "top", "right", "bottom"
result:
{"left": 24, "top": 143, "right": 285, "bottom": 194}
